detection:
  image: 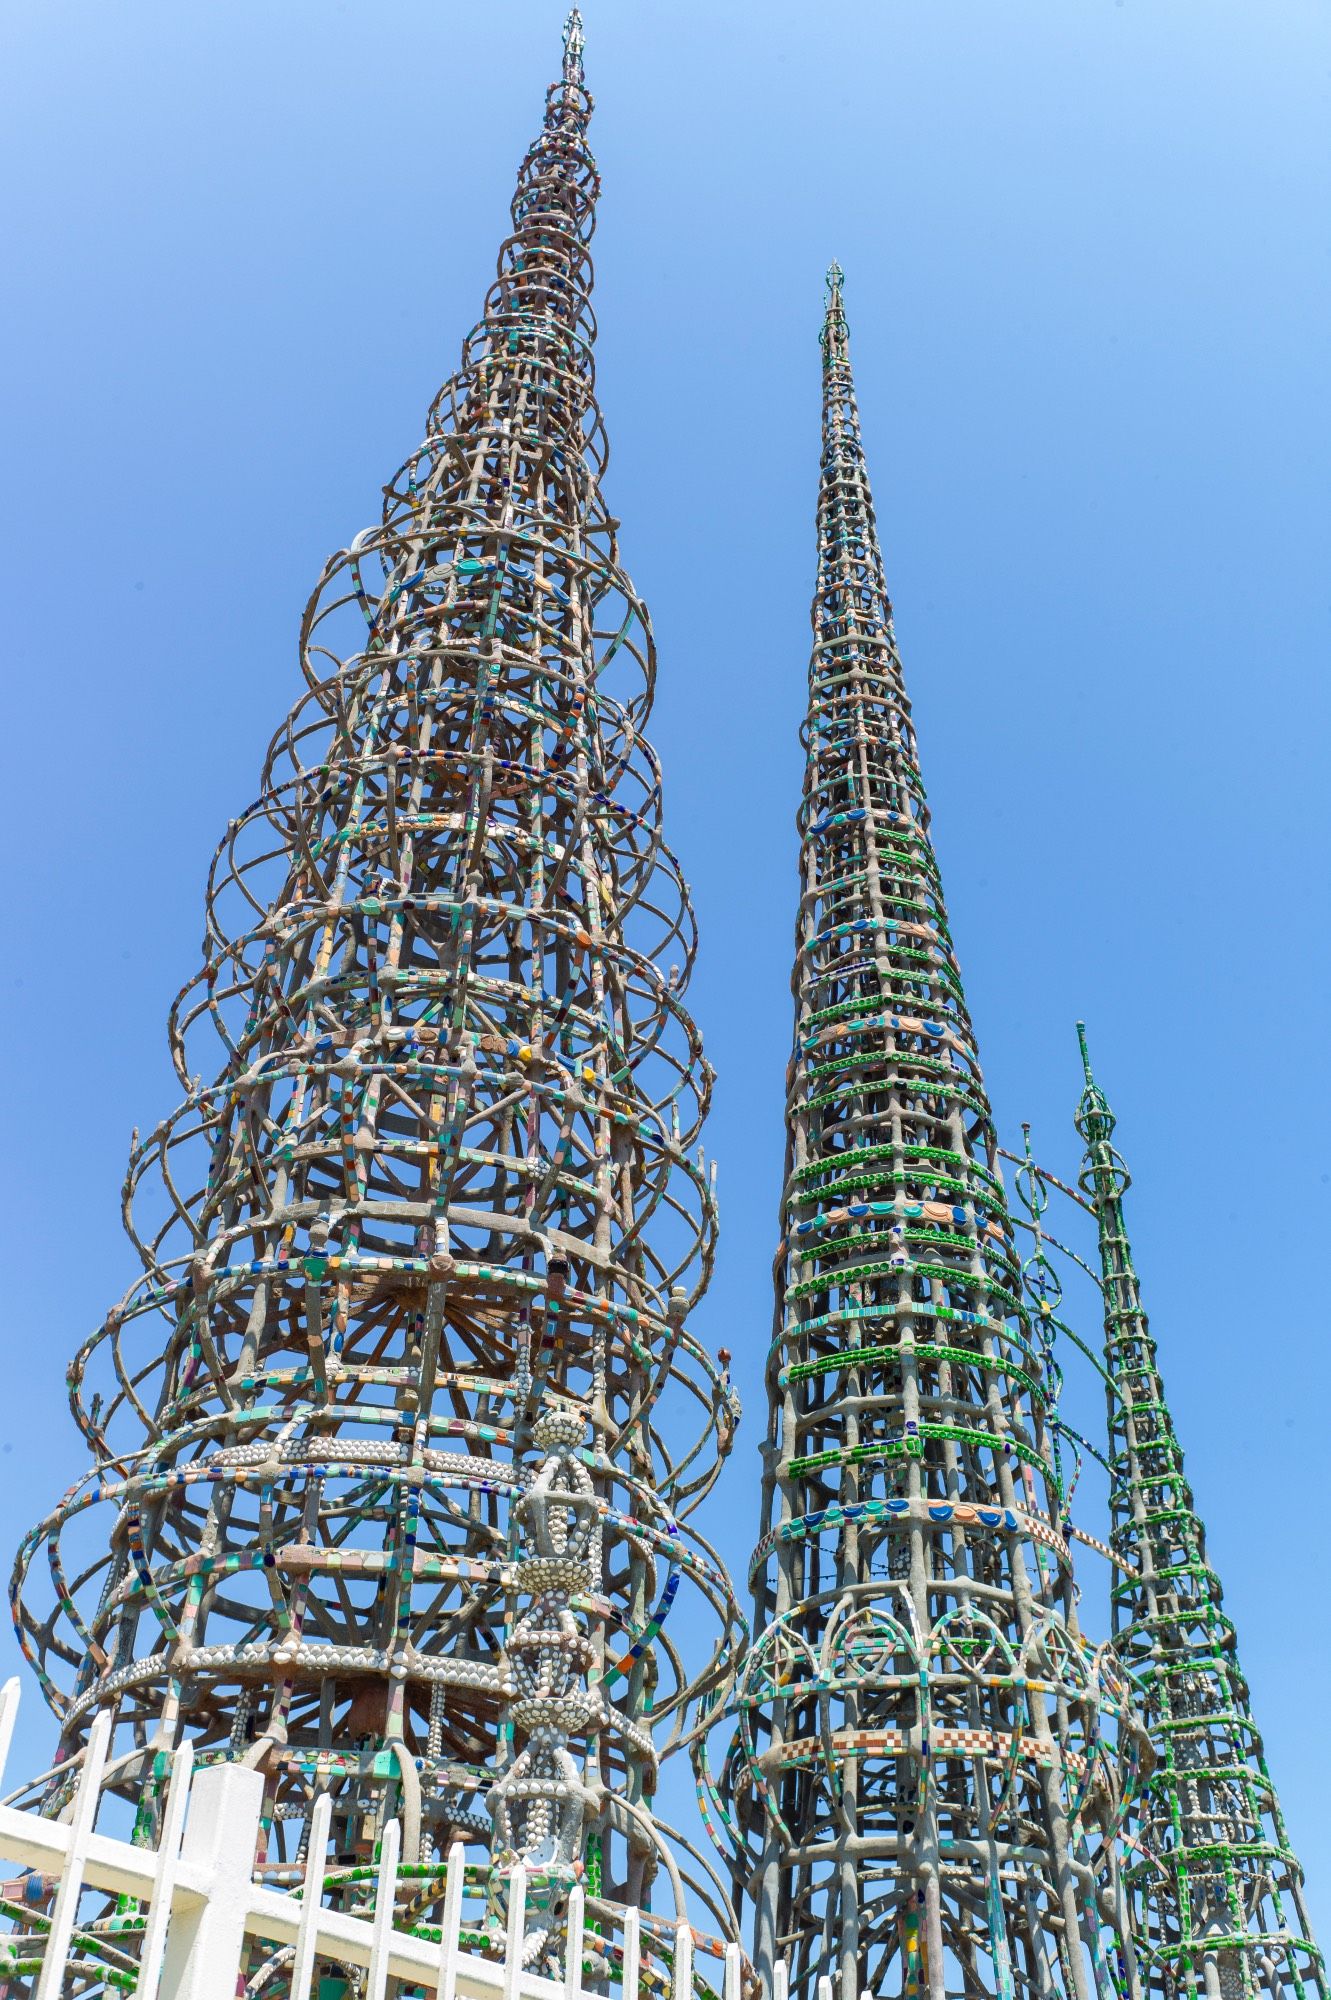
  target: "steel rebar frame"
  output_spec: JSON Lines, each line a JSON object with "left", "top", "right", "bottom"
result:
{"left": 1075, "top": 1030, "right": 1324, "bottom": 2000}
{"left": 9, "top": 16, "right": 744, "bottom": 1991}
{"left": 711, "top": 268, "right": 1145, "bottom": 2000}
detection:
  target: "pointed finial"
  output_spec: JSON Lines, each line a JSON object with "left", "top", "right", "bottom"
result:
{"left": 822, "top": 261, "right": 849, "bottom": 368}
{"left": 563, "top": 8, "right": 585, "bottom": 86}
{"left": 1073, "top": 1019, "right": 1116, "bottom": 1146}
{"left": 1016, "top": 1119, "right": 1047, "bottom": 1224}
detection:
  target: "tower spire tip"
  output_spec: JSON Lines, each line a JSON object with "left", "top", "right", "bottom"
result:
{"left": 563, "top": 7, "right": 585, "bottom": 83}
{"left": 1074, "top": 1019, "right": 1115, "bottom": 1146}
{"left": 821, "top": 261, "right": 849, "bottom": 366}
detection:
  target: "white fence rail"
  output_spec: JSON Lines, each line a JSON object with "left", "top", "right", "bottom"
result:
{"left": 0, "top": 1681, "right": 745, "bottom": 2000}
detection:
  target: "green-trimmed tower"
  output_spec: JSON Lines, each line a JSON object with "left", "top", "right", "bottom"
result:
{"left": 714, "top": 266, "right": 1144, "bottom": 2000}
{"left": 1076, "top": 1027, "right": 1324, "bottom": 2000}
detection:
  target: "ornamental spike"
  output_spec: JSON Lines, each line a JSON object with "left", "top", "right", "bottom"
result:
{"left": 10, "top": 23, "right": 743, "bottom": 1993}
{"left": 1077, "top": 1018, "right": 1111, "bottom": 1118}
{"left": 715, "top": 269, "right": 1143, "bottom": 2000}
{"left": 563, "top": 8, "right": 585, "bottom": 88}
{"left": 1076, "top": 1030, "right": 1325, "bottom": 2000}
{"left": 822, "top": 258, "right": 850, "bottom": 370}
{"left": 1077, "top": 1018, "right": 1094, "bottom": 1082}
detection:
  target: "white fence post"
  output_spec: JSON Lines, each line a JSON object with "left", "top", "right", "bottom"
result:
{"left": 623, "top": 1906, "right": 641, "bottom": 2000}
{"left": 0, "top": 1677, "right": 21, "bottom": 1788}
{"left": 502, "top": 1865, "right": 527, "bottom": 2000}
{"left": 438, "top": 1840, "right": 464, "bottom": 2000}
{"left": 289, "top": 1791, "right": 333, "bottom": 2000}
{"left": 158, "top": 1762, "right": 264, "bottom": 2000}
{"left": 673, "top": 1918, "right": 693, "bottom": 2000}
{"left": 134, "top": 1741, "right": 195, "bottom": 2000}
{"left": 35, "top": 1706, "right": 112, "bottom": 2000}
{"left": 366, "top": 1817, "right": 401, "bottom": 2000}
{"left": 563, "top": 1884, "right": 585, "bottom": 2000}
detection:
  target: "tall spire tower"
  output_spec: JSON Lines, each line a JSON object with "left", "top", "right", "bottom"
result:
{"left": 720, "top": 268, "right": 1141, "bottom": 2000}
{"left": 1075, "top": 1029, "right": 1324, "bottom": 2000}
{"left": 12, "top": 14, "right": 741, "bottom": 1987}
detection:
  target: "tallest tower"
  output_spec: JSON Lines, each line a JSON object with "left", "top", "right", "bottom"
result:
{"left": 13, "top": 14, "right": 740, "bottom": 1990}
{"left": 722, "top": 269, "right": 1140, "bottom": 2000}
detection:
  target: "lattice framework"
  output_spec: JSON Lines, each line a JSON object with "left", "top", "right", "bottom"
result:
{"left": 10, "top": 16, "right": 743, "bottom": 1991}
{"left": 709, "top": 267, "right": 1146, "bottom": 2000}
{"left": 1076, "top": 1030, "right": 1324, "bottom": 2000}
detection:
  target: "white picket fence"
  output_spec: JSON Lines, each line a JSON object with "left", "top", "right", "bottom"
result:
{"left": 0, "top": 1679, "right": 747, "bottom": 2000}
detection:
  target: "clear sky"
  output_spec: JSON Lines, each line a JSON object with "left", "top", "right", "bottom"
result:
{"left": 2, "top": 0, "right": 1329, "bottom": 1936}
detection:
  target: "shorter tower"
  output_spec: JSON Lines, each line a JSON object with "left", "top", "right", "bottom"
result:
{"left": 1076, "top": 1027, "right": 1325, "bottom": 2000}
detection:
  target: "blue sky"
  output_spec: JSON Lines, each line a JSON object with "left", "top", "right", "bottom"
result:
{"left": 2, "top": 0, "right": 1329, "bottom": 1931}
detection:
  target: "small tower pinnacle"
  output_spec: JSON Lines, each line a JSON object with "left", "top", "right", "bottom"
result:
{"left": 1076, "top": 1026, "right": 1325, "bottom": 2000}
{"left": 821, "top": 257, "right": 850, "bottom": 368}
{"left": 1075, "top": 1018, "right": 1113, "bottom": 1131}
{"left": 563, "top": 7, "right": 585, "bottom": 86}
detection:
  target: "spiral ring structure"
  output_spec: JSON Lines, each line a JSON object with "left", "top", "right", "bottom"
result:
{"left": 11, "top": 15, "right": 743, "bottom": 1988}
{"left": 710, "top": 268, "right": 1144, "bottom": 2000}
{"left": 1076, "top": 1033, "right": 1324, "bottom": 2000}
